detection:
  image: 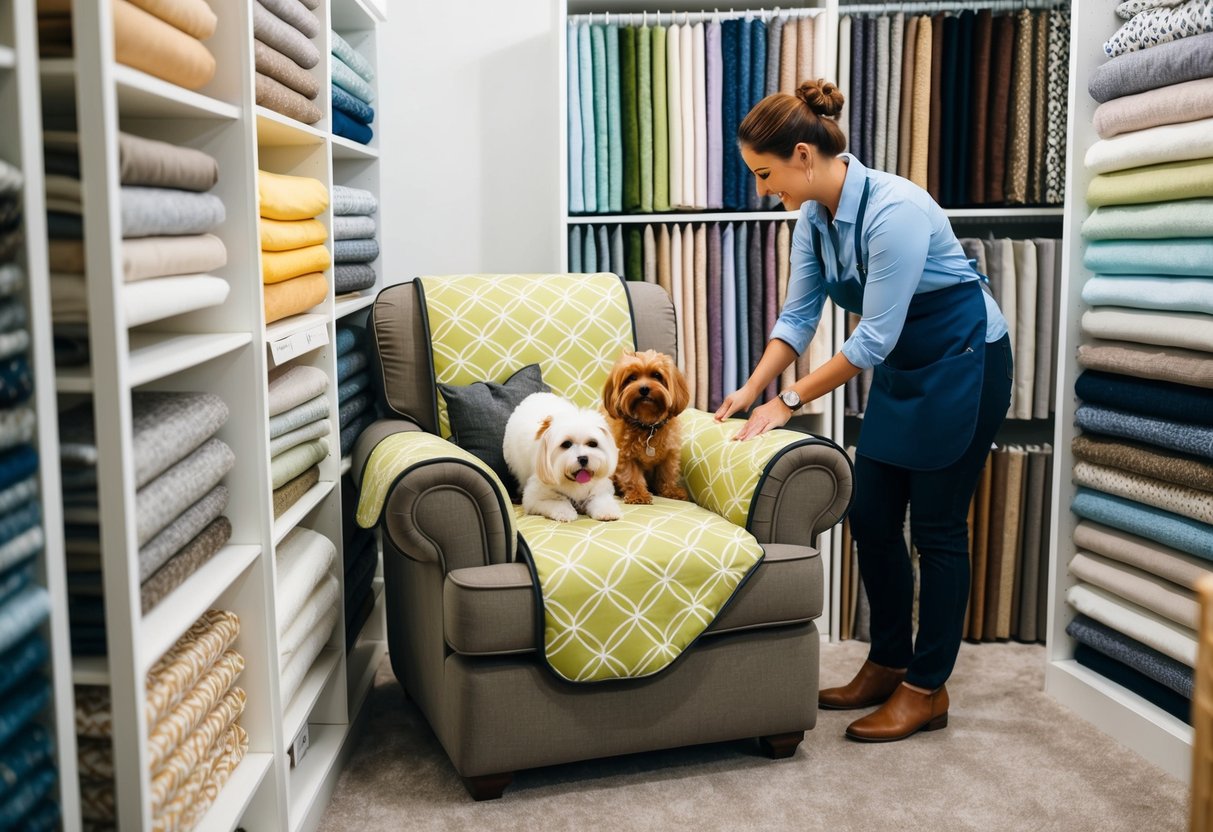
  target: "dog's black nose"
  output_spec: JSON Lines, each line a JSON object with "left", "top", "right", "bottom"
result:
{"left": 577, "top": 455, "right": 589, "bottom": 466}
{"left": 638, "top": 385, "right": 650, "bottom": 397}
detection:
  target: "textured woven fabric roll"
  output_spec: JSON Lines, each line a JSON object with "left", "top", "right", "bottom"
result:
{"left": 135, "top": 438, "right": 234, "bottom": 547}
{"left": 332, "top": 185, "right": 377, "bottom": 216}
{"left": 1074, "top": 519, "right": 1213, "bottom": 590}
{"left": 1086, "top": 157, "right": 1213, "bottom": 207}
{"left": 254, "top": 39, "right": 319, "bottom": 99}
{"left": 338, "top": 371, "right": 368, "bottom": 403}
{"left": 1072, "top": 487, "right": 1213, "bottom": 562}
{"left": 140, "top": 517, "right": 232, "bottom": 613}
{"left": 138, "top": 485, "right": 229, "bottom": 582}
{"left": 1066, "top": 582, "right": 1196, "bottom": 667}
{"left": 1082, "top": 199, "right": 1213, "bottom": 240}
{"left": 334, "top": 108, "right": 373, "bottom": 145}
{"left": 269, "top": 393, "right": 328, "bottom": 439}
{"left": 1071, "top": 550, "right": 1199, "bottom": 632}
{"left": 257, "top": 170, "right": 328, "bottom": 220}
{"left": 263, "top": 272, "right": 327, "bottom": 324}
{"left": 334, "top": 238, "right": 379, "bottom": 264}
{"left": 1081, "top": 307, "right": 1213, "bottom": 353}
{"left": 1071, "top": 615, "right": 1186, "bottom": 706}
{"left": 119, "top": 188, "right": 225, "bottom": 238}
{"left": 1077, "top": 403, "right": 1213, "bottom": 460}
{"left": 268, "top": 418, "right": 330, "bottom": 458}
{"left": 340, "top": 410, "right": 375, "bottom": 457}
{"left": 1074, "top": 434, "right": 1213, "bottom": 493}
{"left": 146, "top": 648, "right": 244, "bottom": 773}
{"left": 333, "top": 215, "right": 375, "bottom": 241}
{"left": 259, "top": 218, "right": 326, "bottom": 252}
{"left": 331, "top": 30, "right": 375, "bottom": 83}
{"left": 259, "top": 0, "right": 318, "bottom": 39}
{"left": 0, "top": 585, "right": 49, "bottom": 657}
{"left": 271, "top": 438, "right": 329, "bottom": 489}
{"left": 335, "top": 264, "right": 376, "bottom": 294}
{"left": 267, "top": 364, "right": 329, "bottom": 417}
{"left": 252, "top": 0, "right": 318, "bottom": 69}
{"left": 338, "top": 392, "right": 370, "bottom": 428}
{"left": 256, "top": 72, "right": 323, "bottom": 125}
{"left": 1076, "top": 369, "right": 1213, "bottom": 425}
{"left": 272, "top": 465, "right": 319, "bottom": 518}
{"left": 333, "top": 54, "right": 375, "bottom": 105}
{"left": 1103, "top": 0, "right": 1213, "bottom": 59}
{"left": 1077, "top": 341, "right": 1213, "bottom": 389}
{"left": 1094, "top": 76, "right": 1213, "bottom": 138}
{"left": 336, "top": 348, "right": 367, "bottom": 384}
{"left": 332, "top": 84, "right": 374, "bottom": 124}
{"left": 1088, "top": 31, "right": 1213, "bottom": 103}
{"left": 1074, "top": 461, "right": 1213, "bottom": 527}
{"left": 144, "top": 609, "right": 240, "bottom": 729}
{"left": 261, "top": 244, "right": 331, "bottom": 284}
{"left": 1073, "top": 643, "right": 1191, "bottom": 724}
{"left": 113, "top": 0, "right": 215, "bottom": 91}
{"left": 149, "top": 687, "right": 245, "bottom": 817}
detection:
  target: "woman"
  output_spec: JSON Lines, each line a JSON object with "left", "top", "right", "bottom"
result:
{"left": 715, "top": 80, "right": 1013, "bottom": 743}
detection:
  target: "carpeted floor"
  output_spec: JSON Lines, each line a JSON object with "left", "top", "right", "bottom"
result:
{"left": 321, "top": 639, "right": 1189, "bottom": 831}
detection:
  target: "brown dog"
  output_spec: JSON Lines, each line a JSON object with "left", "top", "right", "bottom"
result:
{"left": 602, "top": 350, "right": 690, "bottom": 505}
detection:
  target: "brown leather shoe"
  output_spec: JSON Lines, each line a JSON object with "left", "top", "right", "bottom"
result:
{"left": 818, "top": 660, "right": 908, "bottom": 710}
{"left": 844, "top": 683, "right": 949, "bottom": 742}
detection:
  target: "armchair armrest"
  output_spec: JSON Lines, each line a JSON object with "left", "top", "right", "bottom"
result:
{"left": 679, "top": 409, "right": 853, "bottom": 545}
{"left": 355, "top": 427, "right": 517, "bottom": 571}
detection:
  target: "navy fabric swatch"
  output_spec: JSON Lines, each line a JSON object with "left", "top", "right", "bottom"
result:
{"left": 1077, "top": 370, "right": 1213, "bottom": 427}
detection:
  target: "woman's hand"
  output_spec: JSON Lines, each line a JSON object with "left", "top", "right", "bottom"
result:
{"left": 733, "top": 399, "right": 792, "bottom": 441}
{"left": 714, "top": 385, "right": 758, "bottom": 422}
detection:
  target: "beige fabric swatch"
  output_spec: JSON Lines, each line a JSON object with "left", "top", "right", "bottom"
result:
{"left": 113, "top": 0, "right": 216, "bottom": 91}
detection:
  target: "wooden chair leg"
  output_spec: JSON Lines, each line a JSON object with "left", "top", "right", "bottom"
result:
{"left": 758, "top": 731, "right": 805, "bottom": 759}
{"left": 461, "top": 772, "right": 513, "bottom": 801}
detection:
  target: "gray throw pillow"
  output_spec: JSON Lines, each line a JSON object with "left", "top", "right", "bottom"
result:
{"left": 438, "top": 364, "right": 550, "bottom": 501}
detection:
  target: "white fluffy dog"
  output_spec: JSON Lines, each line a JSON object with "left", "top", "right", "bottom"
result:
{"left": 503, "top": 392, "right": 622, "bottom": 523}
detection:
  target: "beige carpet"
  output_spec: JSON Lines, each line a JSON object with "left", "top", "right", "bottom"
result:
{"left": 322, "top": 639, "right": 1189, "bottom": 831}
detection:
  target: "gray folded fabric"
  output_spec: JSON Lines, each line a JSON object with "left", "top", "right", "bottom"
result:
{"left": 334, "top": 238, "right": 379, "bottom": 264}
{"left": 267, "top": 364, "right": 329, "bottom": 416}
{"left": 135, "top": 438, "right": 234, "bottom": 546}
{"left": 258, "top": 0, "right": 318, "bottom": 39}
{"left": 0, "top": 408, "right": 36, "bottom": 453}
{"left": 333, "top": 215, "right": 375, "bottom": 240}
{"left": 254, "top": 38, "right": 319, "bottom": 99}
{"left": 0, "top": 265, "right": 23, "bottom": 298}
{"left": 332, "top": 185, "right": 377, "bottom": 216}
{"left": 140, "top": 516, "right": 232, "bottom": 613}
{"left": 271, "top": 438, "right": 328, "bottom": 488}
{"left": 137, "top": 484, "right": 229, "bottom": 581}
{"left": 253, "top": 0, "right": 319, "bottom": 70}
{"left": 256, "top": 72, "right": 323, "bottom": 125}
{"left": 1088, "top": 31, "right": 1213, "bottom": 103}
{"left": 43, "top": 131, "right": 218, "bottom": 191}
{"left": 121, "top": 187, "right": 226, "bottom": 238}
{"left": 335, "top": 264, "right": 376, "bottom": 294}
{"left": 269, "top": 417, "right": 331, "bottom": 457}
{"left": 269, "top": 393, "right": 329, "bottom": 439}
{"left": 1066, "top": 613, "right": 1193, "bottom": 698}
{"left": 338, "top": 392, "right": 370, "bottom": 427}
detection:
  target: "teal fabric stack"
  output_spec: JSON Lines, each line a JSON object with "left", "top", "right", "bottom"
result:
{"left": 331, "top": 31, "right": 376, "bottom": 145}
{"left": 335, "top": 322, "right": 375, "bottom": 458}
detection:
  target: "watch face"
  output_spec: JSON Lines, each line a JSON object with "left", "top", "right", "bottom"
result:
{"left": 781, "top": 391, "right": 799, "bottom": 408}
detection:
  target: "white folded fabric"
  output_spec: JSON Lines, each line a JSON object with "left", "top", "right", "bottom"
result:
{"left": 1085, "top": 116, "right": 1213, "bottom": 174}
{"left": 1065, "top": 582, "right": 1197, "bottom": 667}
{"left": 267, "top": 364, "right": 330, "bottom": 417}
{"left": 1069, "top": 550, "right": 1199, "bottom": 629}
{"left": 279, "top": 603, "right": 339, "bottom": 708}
{"left": 50, "top": 274, "right": 230, "bottom": 327}
{"left": 1081, "top": 307, "right": 1213, "bottom": 353}
{"left": 279, "top": 573, "right": 339, "bottom": 669}
{"left": 274, "top": 527, "right": 336, "bottom": 636}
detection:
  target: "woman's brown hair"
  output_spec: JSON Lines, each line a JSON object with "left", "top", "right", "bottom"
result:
{"left": 738, "top": 79, "right": 847, "bottom": 158}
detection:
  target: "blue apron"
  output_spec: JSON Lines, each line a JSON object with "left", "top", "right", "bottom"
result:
{"left": 812, "top": 178, "right": 987, "bottom": 471}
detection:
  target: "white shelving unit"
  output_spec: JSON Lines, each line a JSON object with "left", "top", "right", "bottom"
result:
{"left": 41, "top": 0, "right": 389, "bottom": 828}
{"left": 1043, "top": 0, "right": 1194, "bottom": 784}
{"left": 1, "top": 0, "right": 80, "bottom": 827}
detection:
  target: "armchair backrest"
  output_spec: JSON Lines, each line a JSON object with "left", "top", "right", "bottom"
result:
{"left": 368, "top": 274, "right": 678, "bottom": 435}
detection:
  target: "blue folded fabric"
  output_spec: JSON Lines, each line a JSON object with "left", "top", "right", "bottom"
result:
{"left": 1081, "top": 275, "right": 1213, "bottom": 315}
{"left": 1076, "top": 404, "right": 1213, "bottom": 460}
{"left": 338, "top": 371, "right": 370, "bottom": 403}
{"left": 1071, "top": 487, "right": 1213, "bottom": 562}
{"left": 1076, "top": 370, "right": 1213, "bottom": 426}
{"left": 11, "top": 799, "right": 58, "bottom": 832}
{"left": 0, "top": 677, "right": 51, "bottom": 748}
{"left": 0, "top": 356, "right": 31, "bottom": 408}
{"left": 332, "top": 85, "right": 374, "bottom": 125}
{"left": 333, "top": 108, "right": 374, "bottom": 145}
{"left": 0, "top": 725, "right": 54, "bottom": 806}
{"left": 0, "top": 633, "right": 48, "bottom": 699}
{"left": 338, "top": 391, "right": 371, "bottom": 427}
{"left": 1067, "top": 614, "right": 1193, "bottom": 699}
{"left": 340, "top": 409, "right": 377, "bottom": 457}
{"left": 0, "top": 561, "right": 31, "bottom": 604}
{"left": 1084, "top": 239, "right": 1213, "bottom": 277}
{"left": 0, "top": 501, "right": 40, "bottom": 548}
{"left": 0, "top": 584, "right": 49, "bottom": 655}
{"left": 1074, "top": 644, "right": 1190, "bottom": 724}
{"left": 0, "top": 763, "right": 56, "bottom": 828}
{"left": 336, "top": 350, "right": 367, "bottom": 384}
{"left": 0, "top": 447, "right": 35, "bottom": 496}
{"left": 334, "top": 325, "right": 362, "bottom": 358}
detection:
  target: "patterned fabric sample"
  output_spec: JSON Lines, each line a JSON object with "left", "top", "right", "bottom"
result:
{"left": 141, "top": 517, "right": 232, "bottom": 613}
{"left": 252, "top": 0, "right": 319, "bottom": 69}
{"left": 1067, "top": 614, "right": 1193, "bottom": 699}
{"left": 272, "top": 465, "right": 319, "bottom": 518}
{"left": 335, "top": 264, "right": 376, "bottom": 294}
{"left": 1074, "top": 461, "right": 1213, "bottom": 526}
{"left": 1074, "top": 434, "right": 1213, "bottom": 492}
{"left": 0, "top": 725, "right": 54, "bottom": 803}
{"left": 149, "top": 687, "right": 245, "bottom": 816}
{"left": 138, "top": 485, "right": 229, "bottom": 581}
{"left": 147, "top": 650, "right": 244, "bottom": 772}
{"left": 146, "top": 610, "right": 240, "bottom": 729}
{"left": 333, "top": 215, "right": 375, "bottom": 240}
{"left": 334, "top": 238, "right": 379, "bottom": 264}
{"left": 332, "top": 185, "right": 377, "bottom": 215}
{"left": 332, "top": 55, "right": 374, "bottom": 104}
{"left": 1104, "top": 0, "right": 1213, "bottom": 57}
{"left": 332, "top": 30, "right": 375, "bottom": 82}
{"left": 254, "top": 39, "right": 319, "bottom": 98}
{"left": 1077, "top": 341, "right": 1213, "bottom": 390}
{"left": 255, "top": 73, "right": 323, "bottom": 124}
{"left": 259, "top": 0, "right": 318, "bottom": 38}
{"left": 154, "top": 723, "right": 247, "bottom": 832}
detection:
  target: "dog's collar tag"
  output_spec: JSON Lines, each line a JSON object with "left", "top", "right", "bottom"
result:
{"left": 645, "top": 427, "right": 657, "bottom": 457}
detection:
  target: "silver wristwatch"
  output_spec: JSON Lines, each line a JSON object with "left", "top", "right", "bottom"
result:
{"left": 779, "top": 389, "right": 802, "bottom": 410}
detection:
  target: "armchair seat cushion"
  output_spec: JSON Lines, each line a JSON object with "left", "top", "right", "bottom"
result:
{"left": 443, "top": 543, "right": 822, "bottom": 657}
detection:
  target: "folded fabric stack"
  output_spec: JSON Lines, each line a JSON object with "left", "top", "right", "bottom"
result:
{"left": 46, "top": 130, "right": 229, "bottom": 364}
{"left": 0, "top": 158, "right": 59, "bottom": 832}
{"left": 37, "top": 0, "right": 218, "bottom": 92}
{"left": 331, "top": 31, "right": 376, "bottom": 145}
{"left": 332, "top": 185, "right": 378, "bottom": 296}
{"left": 275, "top": 528, "right": 339, "bottom": 710}
{"left": 335, "top": 323, "right": 375, "bottom": 458}
{"left": 254, "top": 0, "right": 324, "bottom": 125}
{"left": 267, "top": 361, "right": 330, "bottom": 516}
{"left": 259, "top": 170, "right": 330, "bottom": 324}
{"left": 571, "top": 219, "right": 830, "bottom": 414}
{"left": 60, "top": 392, "right": 234, "bottom": 639}
{"left": 340, "top": 475, "right": 377, "bottom": 650}
{"left": 75, "top": 610, "right": 248, "bottom": 832}
{"left": 1067, "top": 19, "right": 1213, "bottom": 723}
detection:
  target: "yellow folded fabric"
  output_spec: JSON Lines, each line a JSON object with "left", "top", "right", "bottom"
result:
{"left": 260, "top": 217, "right": 327, "bottom": 252}
{"left": 264, "top": 272, "right": 327, "bottom": 323}
{"left": 261, "top": 244, "right": 331, "bottom": 284}
{"left": 1086, "top": 156, "right": 1213, "bottom": 208}
{"left": 257, "top": 170, "right": 329, "bottom": 220}
{"left": 128, "top": 0, "right": 217, "bottom": 39}
{"left": 113, "top": 0, "right": 216, "bottom": 92}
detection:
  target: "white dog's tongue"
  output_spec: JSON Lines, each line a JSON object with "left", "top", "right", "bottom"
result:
{"left": 574, "top": 470, "right": 592, "bottom": 484}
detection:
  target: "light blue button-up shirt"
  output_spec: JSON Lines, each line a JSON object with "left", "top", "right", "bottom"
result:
{"left": 769, "top": 154, "right": 1009, "bottom": 370}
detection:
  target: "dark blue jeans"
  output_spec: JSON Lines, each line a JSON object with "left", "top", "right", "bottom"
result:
{"left": 849, "top": 334, "right": 1013, "bottom": 690}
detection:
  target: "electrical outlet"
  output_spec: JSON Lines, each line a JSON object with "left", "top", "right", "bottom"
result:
{"left": 288, "top": 723, "right": 310, "bottom": 768}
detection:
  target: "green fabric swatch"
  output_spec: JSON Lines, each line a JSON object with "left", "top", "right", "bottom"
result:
{"left": 638, "top": 26, "right": 654, "bottom": 213}
{"left": 1081, "top": 197, "right": 1213, "bottom": 240}
{"left": 606, "top": 25, "right": 623, "bottom": 213}
{"left": 591, "top": 25, "right": 609, "bottom": 213}
{"left": 621, "top": 27, "right": 641, "bottom": 212}
{"left": 1086, "top": 157, "right": 1213, "bottom": 208}
{"left": 627, "top": 226, "right": 644, "bottom": 280}
{"left": 652, "top": 25, "right": 670, "bottom": 212}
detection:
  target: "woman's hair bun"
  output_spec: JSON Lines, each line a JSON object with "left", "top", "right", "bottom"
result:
{"left": 795, "top": 79, "right": 844, "bottom": 119}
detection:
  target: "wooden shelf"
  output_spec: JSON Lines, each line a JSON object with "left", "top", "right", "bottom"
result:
{"left": 257, "top": 107, "right": 328, "bottom": 146}
{"left": 273, "top": 481, "right": 336, "bottom": 547}
{"left": 56, "top": 332, "right": 253, "bottom": 392}
{"left": 192, "top": 752, "right": 275, "bottom": 832}
{"left": 139, "top": 545, "right": 262, "bottom": 673}
{"left": 283, "top": 648, "right": 343, "bottom": 754}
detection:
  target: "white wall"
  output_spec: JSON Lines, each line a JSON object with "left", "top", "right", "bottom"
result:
{"left": 378, "top": 0, "right": 562, "bottom": 281}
